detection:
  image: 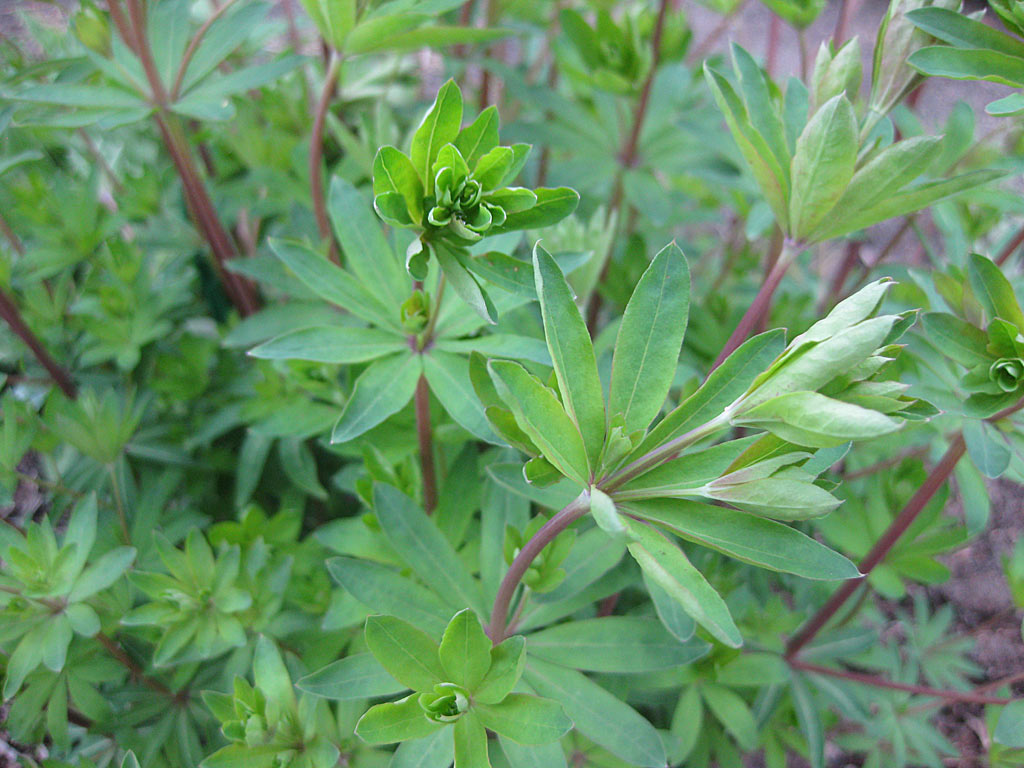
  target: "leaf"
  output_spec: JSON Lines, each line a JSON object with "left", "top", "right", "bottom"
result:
{"left": 328, "top": 176, "right": 409, "bottom": 310}
{"left": 249, "top": 327, "right": 406, "bottom": 363}
{"left": 788, "top": 95, "right": 857, "bottom": 239}
{"left": 423, "top": 351, "right": 499, "bottom": 444}
{"left": 589, "top": 487, "right": 627, "bottom": 539}
{"left": 790, "top": 673, "right": 824, "bottom": 768}
{"left": 456, "top": 105, "right": 500, "bottom": 168}
{"left": 235, "top": 429, "right": 272, "bottom": 508}
{"left": 525, "top": 617, "right": 707, "bottom": 672}
{"left": 390, "top": 728, "right": 456, "bottom": 768}
{"left": 733, "top": 391, "right": 903, "bottom": 447}
{"left": 533, "top": 243, "right": 605, "bottom": 469}
{"left": 523, "top": 658, "right": 666, "bottom": 767}
{"left": 701, "top": 682, "right": 759, "bottom": 751}
{"left": 453, "top": 710, "right": 490, "bottom": 766}
{"left": 464, "top": 250, "right": 590, "bottom": 300}
{"left": 327, "top": 557, "right": 451, "bottom": 636}
{"left": 364, "top": 614, "right": 446, "bottom": 692}
{"left": 477, "top": 694, "right": 572, "bottom": 745}
{"left": 626, "top": 499, "right": 860, "bottom": 577}
{"left": 373, "top": 146, "right": 424, "bottom": 226}
{"left": 434, "top": 241, "right": 498, "bottom": 324}
{"left": 908, "top": 7, "right": 1024, "bottom": 58}
{"left": 175, "top": 56, "right": 302, "bottom": 110}
{"left": 624, "top": 519, "right": 743, "bottom": 648}
{"left": 475, "top": 635, "right": 526, "bottom": 705}
{"left": 634, "top": 330, "right": 786, "bottom": 460}
{"left": 909, "top": 45, "right": 1024, "bottom": 87}
{"left": 67, "top": 546, "right": 136, "bottom": 602}
{"left": 12, "top": 84, "right": 147, "bottom": 109}
{"left": 704, "top": 65, "right": 791, "bottom": 230}
{"left": 810, "top": 170, "right": 1005, "bottom": 242}
{"left": 438, "top": 609, "right": 492, "bottom": 691}
{"left": 373, "top": 484, "right": 488, "bottom": 615}
{"left": 358, "top": 24, "right": 509, "bottom": 53}
{"left": 500, "top": 736, "right": 568, "bottom": 768}
{"left": 331, "top": 353, "right": 421, "bottom": 443}
{"left": 963, "top": 419, "right": 1011, "bottom": 478}
{"left": 254, "top": 636, "right": 295, "bottom": 711}
{"left": 969, "top": 253, "right": 1024, "bottom": 329}
{"left": 490, "top": 187, "right": 580, "bottom": 234}
{"left": 609, "top": 241, "right": 691, "bottom": 434}
{"left": 643, "top": 571, "right": 699, "bottom": 643}
{"left": 731, "top": 44, "right": 790, "bottom": 173}
{"left": 705, "top": 477, "right": 841, "bottom": 520}
{"left": 297, "top": 653, "right": 407, "bottom": 700}
{"left": 994, "top": 699, "right": 1024, "bottom": 747}
{"left": 178, "top": 3, "right": 271, "bottom": 93}
{"left": 411, "top": 79, "right": 463, "bottom": 197}
{"left": 356, "top": 695, "right": 443, "bottom": 744}
{"left": 487, "top": 360, "right": 590, "bottom": 485}
{"left": 921, "top": 313, "right": 991, "bottom": 367}
{"left": 268, "top": 238, "right": 394, "bottom": 330}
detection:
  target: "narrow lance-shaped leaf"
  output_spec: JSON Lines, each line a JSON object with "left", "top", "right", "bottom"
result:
{"left": 411, "top": 79, "right": 463, "bottom": 197}
{"left": 625, "top": 519, "right": 743, "bottom": 648}
{"left": 533, "top": 243, "right": 605, "bottom": 471}
{"left": 609, "top": 242, "right": 691, "bottom": 434}
{"left": 331, "top": 353, "right": 422, "bottom": 444}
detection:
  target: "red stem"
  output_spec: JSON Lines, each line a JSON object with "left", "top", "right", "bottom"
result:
{"left": 710, "top": 242, "right": 796, "bottom": 372}
{"left": 488, "top": 493, "right": 590, "bottom": 642}
{"left": 311, "top": 54, "right": 342, "bottom": 264}
{"left": 996, "top": 221, "right": 1024, "bottom": 266}
{"left": 0, "top": 288, "right": 77, "bottom": 399}
{"left": 415, "top": 375, "right": 438, "bottom": 515}
{"left": 790, "top": 659, "right": 1013, "bottom": 706}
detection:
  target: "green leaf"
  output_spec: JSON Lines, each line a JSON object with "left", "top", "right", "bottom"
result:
{"left": 434, "top": 241, "right": 498, "bottom": 324}
{"left": 454, "top": 710, "right": 491, "bottom": 767}
{"left": 731, "top": 44, "right": 790, "bottom": 174}
{"left": 67, "top": 546, "right": 135, "bottom": 602}
{"left": 359, "top": 24, "right": 509, "bottom": 54}
{"left": 390, "top": 728, "right": 456, "bottom": 768}
{"left": 249, "top": 327, "right": 406, "bottom": 363}
{"left": 825, "top": 135, "right": 941, "bottom": 225}
{"left": 909, "top": 45, "right": 1024, "bottom": 87}
{"left": 609, "top": 241, "right": 691, "bottom": 434}
{"left": 810, "top": 170, "right": 1005, "bottom": 242}
{"left": 423, "top": 351, "right": 499, "bottom": 444}
{"left": 963, "top": 419, "right": 1011, "bottom": 478}
{"left": 491, "top": 187, "right": 580, "bottom": 234}
{"left": 589, "top": 487, "right": 627, "bottom": 539}
{"left": 523, "top": 658, "right": 666, "bottom": 767}
{"left": 121, "top": 751, "right": 141, "bottom": 768}
{"left": 356, "top": 694, "right": 443, "bottom": 744}
{"left": 373, "top": 484, "right": 488, "bottom": 615}
{"left": 705, "top": 476, "right": 841, "bottom": 520}
{"left": 921, "top": 313, "right": 991, "bottom": 367}
{"left": 234, "top": 429, "right": 272, "bottom": 508}
{"left": 733, "top": 391, "right": 903, "bottom": 447}
{"left": 634, "top": 330, "right": 786, "bottom": 460}
{"left": 328, "top": 176, "right": 409, "bottom": 310}
{"left": 533, "top": 243, "right": 605, "bottom": 470}
{"left": 908, "top": 7, "right": 1024, "bottom": 58}
{"left": 643, "top": 571, "right": 698, "bottom": 642}
{"left": 500, "top": 737, "right": 568, "bottom": 768}
{"left": 994, "top": 699, "right": 1024, "bottom": 747}
{"left": 969, "top": 253, "right": 1024, "bottom": 330}
{"left": 624, "top": 519, "right": 743, "bottom": 648}
{"left": 626, "top": 495, "right": 860, "bottom": 581}
{"left": 438, "top": 609, "right": 492, "bottom": 691}
{"left": 373, "top": 146, "right": 424, "bottom": 226}
{"left": 11, "top": 83, "right": 147, "bottom": 109}
{"left": 464, "top": 250, "right": 589, "bottom": 300}
{"left": 487, "top": 360, "right": 590, "bottom": 485}
{"left": 268, "top": 238, "right": 394, "bottom": 330}
{"left": 332, "top": 353, "right": 421, "bottom": 443}
{"left": 475, "top": 635, "right": 526, "bottom": 705}
{"left": 456, "top": 105, "right": 500, "bottom": 168}
{"left": 525, "top": 617, "right": 707, "bottom": 672}
{"left": 253, "top": 636, "right": 295, "bottom": 711}
{"left": 326, "top": 557, "right": 451, "bottom": 636}
{"left": 477, "top": 694, "right": 572, "bottom": 745}
{"left": 411, "top": 79, "right": 463, "bottom": 197}
{"left": 704, "top": 65, "right": 791, "bottom": 231}
{"left": 297, "top": 653, "right": 408, "bottom": 700}
{"left": 788, "top": 95, "right": 857, "bottom": 239}
{"left": 701, "top": 682, "right": 759, "bottom": 751}
{"left": 790, "top": 673, "right": 824, "bottom": 768}
{"left": 364, "top": 615, "right": 446, "bottom": 692}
